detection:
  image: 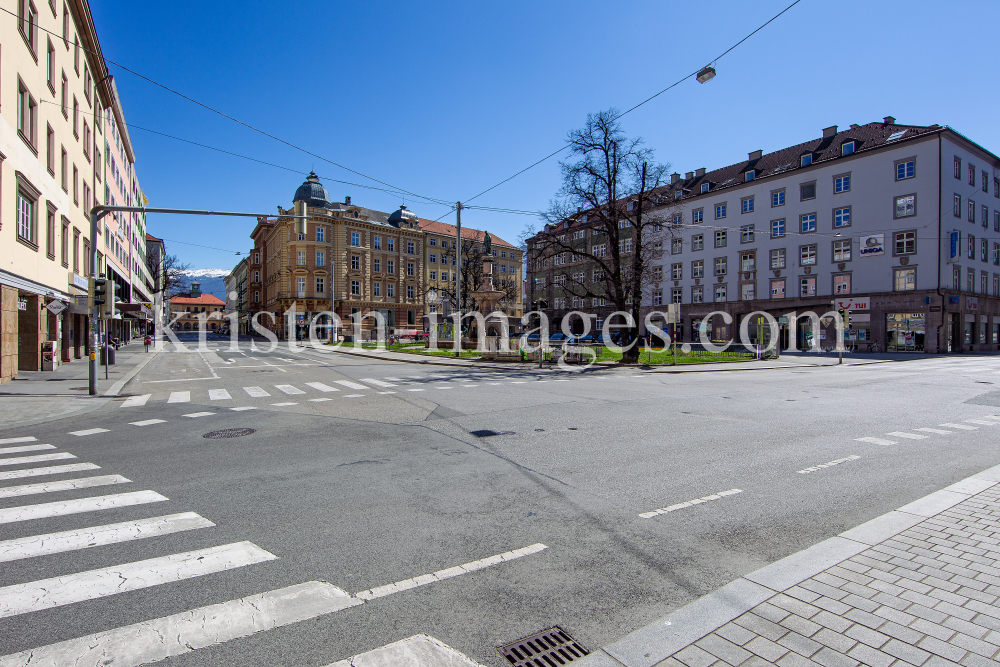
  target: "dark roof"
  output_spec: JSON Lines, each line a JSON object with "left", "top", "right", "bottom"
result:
{"left": 293, "top": 172, "right": 333, "bottom": 209}
{"left": 416, "top": 218, "right": 517, "bottom": 249}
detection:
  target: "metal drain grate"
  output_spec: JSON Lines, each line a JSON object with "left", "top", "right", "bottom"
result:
{"left": 498, "top": 627, "right": 588, "bottom": 666}
{"left": 470, "top": 429, "right": 514, "bottom": 438}
{"left": 203, "top": 428, "right": 256, "bottom": 439}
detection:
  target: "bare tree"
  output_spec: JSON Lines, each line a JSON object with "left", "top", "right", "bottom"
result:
{"left": 536, "top": 109, "right": 673, "bottom": 363}
{"left": 148, "top": 253, "right": 191, "bottom": 298}
{"left": 429, "top": 238, "right": 519, "bottom": 330}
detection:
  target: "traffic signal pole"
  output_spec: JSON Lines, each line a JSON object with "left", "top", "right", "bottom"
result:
{"left": 87, "top": 205, "right": 308, "bottom": 396}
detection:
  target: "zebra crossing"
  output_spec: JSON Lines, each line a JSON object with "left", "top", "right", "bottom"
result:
{"left": 855, "top": 414, "right": 1000, "bottom": 446}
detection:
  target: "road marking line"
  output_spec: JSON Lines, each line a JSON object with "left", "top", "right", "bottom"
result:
{"left": 0, "top": 490, "right": 168, "bottom": 524}
{"left": 344, "top": 394, "right": 364, "bottom": 398}
{"left": 377, "top": 391, "right": 397, "bottom": 395}
{"left": 383, "top": 377, "right": 405, "bottom": 382}
{"left": 309, "top": 398, "right": 333, "bottom": 402}
{"left": 0, "top": 512, "right": 214, "bottom": 563}
{"left": 886, "top": 431, "right": 928, "bottom": 440}
{"left": 305, "top": 382, "right": 338, "bottom": 392}
{"left": 798, "top": 455, "right": 861, "bottom": 474}
{"left": 461, "top": 384, "right": 479, "bottom": 387}
{"left": 354, "top": 543, "right": 548, "bottom": 600}
{"left": 0, "top": 463, "right": 100, "bottom": 481}
{"left": 182, "top": 412, "right": 215, "bottom": 418}
{"left": 510, "top": 381, "right": 527, "bottom": 384}
{"left": 0, "top": 437, "right": 37, "bottom": 445}
{"left": 208, "top": 389, "right": 232, "bottom": 400}
{"left": 407, "top": 388, "right": 425, "bottom": 392}
{"left": 272, "top": 402, "right": 298, "bottom": 406}
{"left": 639, "top": 489, "right": 743, "bottom": 518}
{"left": 488, "top": 382, "right": 503, "bottom": 385}
{"left": 130, "top": 419, "right": 166, "bottom": 426}
{"left": 360, "top": 378, "right": 398, "bottom": 388}
{"left": 855, "top": 437, "right": 898, "bottom": 446}
{"left": 244, "top": 386, "right": 270, "bottom": 397}
{"left": 0, "top": 581, "right": 359, "bottom": 667}
{"left": 167, "top": 391, "right": 191, "bottom": 403}
{"left": 0, "top": 541, "right": 275, "bottom": 619}
{"left": 0, "top": 453, "right": 76, "bottom": 467}
{"left": 965, "top": 419, "right": 997, "bottom": 425}
{"left": 940, "top": 423, "right": 977, "bottom": 430}
{"left": 915, "top": 427, "right": 954, "bottom": 434}
{"left": 333, "top": 380, "right": 368, "bottom": 390}
{"left": 0, "top": 444, "right": 56, "bottom": 455}
{"left": 120, "top": 394, "right": 151, "bottom": 408}
{"left": 231, "top": 406, "right": 257, "bottom": 411}
{"left": 69, "top": 428, "right": 109, "bottom": 436}
{"left": 275, "top": 384, "right": 306, "bottom": 395}
{"left": 435, "top": 387, "right": 453, "bottom": 390}
{"left": 0, "top": 474, "right": 131, "bottom": 499}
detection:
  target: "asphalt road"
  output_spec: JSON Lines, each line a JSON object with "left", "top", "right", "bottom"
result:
{"left": 2, "top": 339, "right": 999, "bottom": 666}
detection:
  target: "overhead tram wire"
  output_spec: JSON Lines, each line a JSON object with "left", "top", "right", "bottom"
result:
{"left": 0, "top": 7, "right": 445, "bottom": 207}
{"left": 449, "top": 0, "right": 805, "bottom": 215}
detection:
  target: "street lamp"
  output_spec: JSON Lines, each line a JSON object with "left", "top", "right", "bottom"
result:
{"left": 696, "top": 65, "right": 716, "bottom": 84}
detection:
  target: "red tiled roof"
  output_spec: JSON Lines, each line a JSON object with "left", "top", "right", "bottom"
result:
{"left": 416, "top": 219, "right": 516, "bottom": 249}
{"left": 169, "top": 294, "right": 225, "bottom": 306}
{"left": 145, "top": 233, "right": 162, "bottom": 242}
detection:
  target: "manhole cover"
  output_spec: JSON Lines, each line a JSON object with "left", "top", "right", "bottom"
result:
{"left": 470, "top": 429, "right": 514, "bottom": 438}
{"left": 203, "top": 428, "right": 256, "bottom": 439}
{"left": 499, "top": 627, "right": 588, "bottom": 666}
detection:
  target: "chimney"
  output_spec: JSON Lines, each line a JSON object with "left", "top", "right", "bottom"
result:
{"left": 344, "top": 196, "right": 351, "bottom": 205}
{"left": 748, "top": 150, "right": 762, "bottom": 161}
{"left": 823, "top": 125, "right": 838, "bottom": 138}
{"left": 850, "top": 124, "right": 860, "bottom": 129}
{"left": 577, "top": 206, "right": 582, "bottom": 212}
{"left": 685, "top": 171, "right": 694, "bottom": 180}
{"left": 670, "top": 173, "right": 680, "bottom": 184}
{"left": 883, "top": 116, "right": 896, "bottom": 125}
{"left": 695, "top": 167, "right": 706, "bottom": 178}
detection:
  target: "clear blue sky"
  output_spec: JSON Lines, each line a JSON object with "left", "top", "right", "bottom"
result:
{"left": 89, "top": 0, "right": 1000, "bottom": 271}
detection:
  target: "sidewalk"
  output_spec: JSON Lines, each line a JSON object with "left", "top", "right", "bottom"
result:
{"left": 0, "top": 341, "right": 159, "bottom": 431}
{"left": 578, "top": 454, "right": 1000, "bottom": 667}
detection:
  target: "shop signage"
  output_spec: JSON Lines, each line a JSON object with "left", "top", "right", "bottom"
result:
{"left": 948, "top": 296, "right": 960, "bottom": 305}
{"left": 860, "top": 234, "right": 885, "bottom": 257}
{"left": 835, "top": 297, "right": 870, "bottom": 311}
{"left": 967, "top": 297, "right": 979, "bottom": 311}
{"left": 17, "top": 298, "right": 27, "bottom": 311}
{"left": 948, "top": 231, "right": 961, "bottom": 263}
{"left": 45, "top": 300, "right": 67, "bottom": 315}
{"left": 850, "top": 313, "right": 871, "bottom": 323}
{"left": 70, "top": 272, "right": 88, "bottom": 291}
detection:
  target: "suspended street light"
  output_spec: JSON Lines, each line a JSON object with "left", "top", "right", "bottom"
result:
{"left": 696, "top": 65, "right": 717, "bottom": 84}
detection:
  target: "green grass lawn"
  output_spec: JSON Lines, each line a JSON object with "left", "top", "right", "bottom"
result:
{"left": 593, "top": 346, "right": 754, "bottom": 365}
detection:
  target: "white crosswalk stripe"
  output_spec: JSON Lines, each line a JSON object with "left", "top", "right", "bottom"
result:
{"left": 304, "top": 382, "right": 338, "bottom": 392}
{"left": 0, "top": 512, "right": 215, "bottom": 564}
{"left": 0, "top": 474, "right": 130, "bottom": 499}
{"left": 965, "top": 419, "right": 997, "bottom": 425}
{"left": 0, "top": 444, "right": 55, "bottom": 455}
{"left": 69, "top": 428, "right": 109, "bottom": 436}
{"left": 243, "top": 386, "right": 270, "bottom": 397}
{"left": 183, "top": 412, "right": 214, "bottom": 418}
{"left": 0, "top": 490, "right": 167, "bottom": 524}
{"left": 360, "top": 378, "right": 397, "bottom": 387}
{"left": 130, "top": 419, "right": 166, "bottom": 426}
{"left": 120, "top": 394, "right": 151, "bottom": 408}
{"left": 0, "top": 452, "right": 76, "bottom": 467}
{"left": 208, "top": 389, "right": 232, "bottom": 400}
{"left": 855, "top": 437, "right": 897, "bottom": 446}
{"left": 167, "top": 391, "right": 190, "bottom": 403}
{"left": 915, "top": 427, "right": 953, "bottom": 434}
{"left": 333, "top": 380, "right": 367, "bottom": 390}
{"left": 940, "top": 422, "right": 977, "bottom": 430}
{"left": 886, "top": 431, "right": 928, "bottom": 440}
{"left": 275, "top": 384, "right": 306, "bottom": 395}
{"left": 0, "top": 436, "right": 37, "bottom": 445}
{"left": 0, "top": 541, "right": 275, "bottom": 618}
{"left": 0, "top": 462, "right": 100, "bottom": 481}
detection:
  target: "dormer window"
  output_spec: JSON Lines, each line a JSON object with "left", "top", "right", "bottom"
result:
{"left": 627, "top": 201, "right": 635, "bottom": 211}
{"left": 842, "top": 141, "right": 855, "bottom": 156}
{"left": 700, "top": 183, "right": 710, "bottom": 194}
{"left": 674, "top": 191, "right": 682, "bottom": 200}
{"left": 800, "top": 154, "right": 813, "bottom": 167}
{"left": 745, "top": 170, "right": 755, "bottom": 182}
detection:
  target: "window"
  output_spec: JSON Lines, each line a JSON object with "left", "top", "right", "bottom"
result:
{"left": 351, "top": 255, "right": 360, "bottom": 270}
{"left": 17, "top": 79, "right": 37, "bottom": 148}
{"left": 834, "top": 206, "right": 851, "bottom": 227}
{"left": 714, "top": 230, "right": 727, "bottom": 248}
{"left": 833, "top": 239, "right": 851, "bottom": 261}
{"left": 741, "top": 252, "right": 755, "bottom": 272}
{"left": 84, "top": 65, "right": 91, "bottom": 104}
{"left": 19, "top": 0, "right": 38, "bottom": 54}
{"left": 73, "top": 32, "right": 79, "bottom": 72}
{"left": 72, "top": 228, "right": 79, "bottom": 273}
{"left": 387, "top": 283, "right": 394, "bottom": 297}
{"left": 745, "top": 170, "right": 755, "bottom": 182}
{"left": 671, "top": 263, "right": 682, "bottom": 280}
{"left": 17, "top": 191, "right": 36, "bottom": 247}
{"left": 954, "top": 156, "right": 962, "bottom": 179}
{"left": 714, "top": 284, "right": 727, "bottom": 301}
{"left": 771, "top": 248, "right": 786, "bottom": 269}
{"left": 700, "top": 183, "right": 710, "bottom": 194}
{"left": 995, "top": 178, "right": 1000, "bottom": 198}
{"left": 984, "top": 205, "right": 990, "bottom": 228}
{"left": 373, "top": 282, "right": 381, "bottom": 297}
{"left": 618, "top": 219, "right": 630, "bottom": 229}
{"left": 315, "top": 277, "right": 324, "bottom": 294}
{"left": 800, "top": 182, "right": 816, "bottom": 201}
{"left": 46, "top": 39, "right": 55, "bottom": 91}
{"left": 82, "top": 122, "right": 90, "bottom": 159}
{"left": 800, "top": 245, "right": 817, "bottom": 266}
{"left": 72, "top": 164, "right": 77, "bottom": 205}
{"left": 692, "top": 286, "right": 704, "bottom": 303}
{"left": 429, "top": 270, "right": 437, "bottom": 281}
{"left": 770, "top": 279, "right": 785, "bottom": 298}
{"left": 715, "top": 203, "right": 726, "bottom": 219}
{"left": 407, "top": 285, "right": 415, "bottom": 298}
{"left": 800, "top": 277, "right": 816, "bottom": 296}
{"left": 72, "top": 96, "right": 78, "bottom": 137}
{"left": 894, "top": 268, "right": 915, "bottom": 291}
{"left": 350, "top": 280, "right": 360, "bottom": 295}
{"left": 351, "top": 231, "right": 360, "bottom": 246}
{"left": 316, "top": 251, "right": 325, "bottom": 267}
{"left": 60, "top": 72, "right": 67, "bottom": 118}
{"left": 407, "top": 262, "right": 415, "bottom": 277}
{"left": 46, "top": 125, "right": 55, "bottom": 174}
{"left": 373, "top": 258, "right": 381, "bottom": 273}
{"left": 969, "top": 164, "right": 976, "bottom": 186}
{"left": 741, "top": 197, "right": 754, "bottom": 213}
{"left": 994, "top": 243, "right": 1000, "bottom": 266}
{"left": 692, "top": 234, "right": 704, "bottom": 251}
{"left": 593, "top": 244, "right": 607, "bottom": 257}
{"left": 896, "top": 159, "right": 915, "bottom": 180}
{"left": 834, "top": 175, "right": 851, "bottom": 193}
{"left": 834, "top": 274, "right": 851, "bottom": 294}
{"left": 407, "top": 241, "right": 415, "bottom": 254}
{"left": 741, "top": 283, "right": 755, "bottom": 301}
{"left": 894, "top": 195, "right": 915, "bottom": 219}
{"left": 297, "top": 250, "right": 305, "bottom": 266}
{"left": 841, "top": 141, "right": 855, "bottom": 156}
{"left": 692, "top": 209, "right": 703, "bottom": 224}
{"left": 771, "top": 219, "right": 785, "bottom": 238}
{"left": 995, "top": 210, "right": 1000, "bottom": 232}
{"left": 387, "top": 238, "right": 395, "bottom": 252}
{"left": 983, "top": 238, "right": 989, "bottom": 263}
{"left": 692, "top": 260, "right": 704, "bottom": 278}
{"left": 969, "top": 235, "right": 976, "bottom": 259}
{"left": 373, "top": 235, "right": 381, "bottom": 249}
{"left": 429, "top": 253, "right": 436, "bottom": 264}
{"left": 968, "top": 267, "right": 976, "bottom": 292}
{"left": 954, "top": 194, "right": 962, "bottom": 217}
{"left": 714, "top": 257, "right": 727, "bottom": 276}
{"left": 316, "top": 226, "right": 325, "bottom": 242}
{"left": 671, "top": 288, "right": 683, "bottom": 304}
{"left": 387, "top": 259, "right": 395, "bottom": 274}
{"left": 652, "top": 290, "right": 663, "bottom": 306}
{"left": 429, "top": 237, "right": 437, "bottom": 246}
{"left": 671, "top": 238, "right": 683, "bottom": 254}
{"left": 45, "top": 205, "right": 55, "bottom": 259}
{"left": 741, "top": 225, "right": 754, "bottom": 243}
{"left": 800, "top": 213, "right": 816, "bottom": 233}
{"left": 772, "top": 190, "right": 785, "bottom": 207}
{"left": 800, "top": 154, "right": 813, "bottom": 167}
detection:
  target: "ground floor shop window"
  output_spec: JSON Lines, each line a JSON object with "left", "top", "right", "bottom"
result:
{"left": 886, "top": 312, "right": 924, "bottom": 351}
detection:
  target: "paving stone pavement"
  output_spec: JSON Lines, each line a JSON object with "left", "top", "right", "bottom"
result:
{"left": 582, "top": 480, "right": 1000, "bottom": 667}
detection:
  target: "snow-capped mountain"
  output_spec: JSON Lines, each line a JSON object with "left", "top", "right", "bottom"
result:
{"left": 179, "top": 269, "right": 228, "bottom": 301}
{"left": 182, "top": 268, "right": 230, "bottom": 279}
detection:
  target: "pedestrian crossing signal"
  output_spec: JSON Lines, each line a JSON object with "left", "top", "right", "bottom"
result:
{"left": 90, "top": 277, "right": 106, "bottom": 317}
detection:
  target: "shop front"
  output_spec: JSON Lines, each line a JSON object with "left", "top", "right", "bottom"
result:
{"left": 885, "top": 312, "right": 925, "bottom": 352}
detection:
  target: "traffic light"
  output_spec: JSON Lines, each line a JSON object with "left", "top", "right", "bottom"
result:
{"left": 838, "top": 308, "right": 849, "bottom": 327}
{"left": 112, "top": 283, "right": 123, "bottom": 317}
{"left": 91, "top": 277, "right": 107, "bottom": 317}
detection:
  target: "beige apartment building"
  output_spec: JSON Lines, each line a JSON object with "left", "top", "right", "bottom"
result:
{"left": 0, "top": 0, "right": 129, "bottom": 382}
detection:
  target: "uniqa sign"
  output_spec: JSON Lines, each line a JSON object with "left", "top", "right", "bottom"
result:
{"left": 859, "top": 234, "right": 885, "bottom": 257}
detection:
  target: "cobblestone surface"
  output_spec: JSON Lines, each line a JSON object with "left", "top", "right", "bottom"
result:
{"left": 656, "top": 487, "right": 1000, "bottom": 667}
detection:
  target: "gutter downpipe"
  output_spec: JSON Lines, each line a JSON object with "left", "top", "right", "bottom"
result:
{"left": 936, "top": 132, "right": 947, "bottom": 354}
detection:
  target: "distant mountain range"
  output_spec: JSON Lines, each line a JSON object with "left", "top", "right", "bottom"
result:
{"left": 179, "top": 269, "right": 228, "bottom": 301}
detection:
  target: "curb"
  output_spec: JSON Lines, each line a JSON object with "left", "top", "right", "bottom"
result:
{"left": 103, "top": 347, "right": 161, "bottom": 397}
{"left": 305, "top": 345, "right": 544, "bottom": 370}
{"left": 577, "top": 460, "right": 1000, "bottom": 667}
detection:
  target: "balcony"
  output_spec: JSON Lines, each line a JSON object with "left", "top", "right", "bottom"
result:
{"left": 273, "top": 292, "right": 331, "bottom": 301}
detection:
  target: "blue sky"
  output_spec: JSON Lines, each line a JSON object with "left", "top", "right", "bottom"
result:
{"left": 89, "top": 0, "right": 1000, "bottom": 271}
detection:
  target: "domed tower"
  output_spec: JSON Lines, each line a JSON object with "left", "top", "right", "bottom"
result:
{"left": 292, "top": 172, "right": 333, "bottom": 209}
{"left": 387, "top": 204, "right": 418, "bottom": 228}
